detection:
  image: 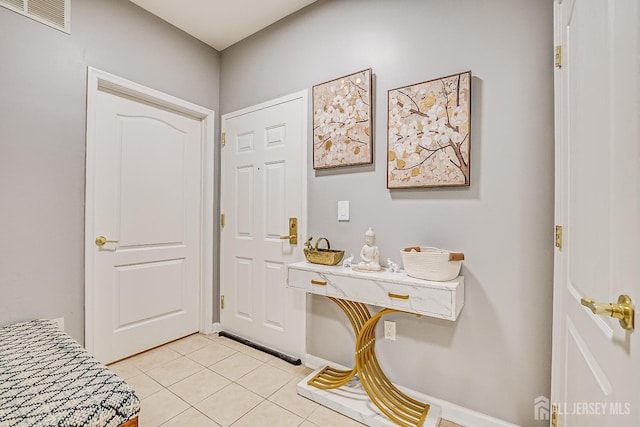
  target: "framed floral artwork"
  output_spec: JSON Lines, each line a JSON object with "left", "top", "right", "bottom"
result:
{"left": 387, "top": 71, "right": 471, "bottom": 188}
{"left": 312, "top": 68, "right": 373, "bottom": 169}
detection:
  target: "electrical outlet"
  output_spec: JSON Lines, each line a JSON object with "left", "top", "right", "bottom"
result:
{"left": 384, "top": 320, "right": 396, "bottom": 340}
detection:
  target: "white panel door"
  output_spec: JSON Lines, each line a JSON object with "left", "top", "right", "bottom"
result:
{"left": 87, "top": 80, "right": 204, "bottom": 364}
{"left": 221, "top": 92, "right": 307, "bottom": 359}
{"left": 551, "top": 0, "right": 638, "bottom": 425}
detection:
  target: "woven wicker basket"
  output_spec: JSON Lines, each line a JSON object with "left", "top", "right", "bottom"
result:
{"left": 304, "top": 237, "right": 345, "bottom": 266}
{"left": 400, "top": 246, "right": 464, "bottom": 281}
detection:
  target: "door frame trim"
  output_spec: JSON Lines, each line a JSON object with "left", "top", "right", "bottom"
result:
{"left": 84, "top": 67, "right": 216, "bottom": 353}
{"left": 220, "top": 90, "right": 309, "bottom": 358}
{"left": 550, "top": 0, "right": 565, "bottom": 406}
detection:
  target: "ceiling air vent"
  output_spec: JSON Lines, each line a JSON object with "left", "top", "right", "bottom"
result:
{"left": 0, "top": 0, "right": 70, "bottom": 33}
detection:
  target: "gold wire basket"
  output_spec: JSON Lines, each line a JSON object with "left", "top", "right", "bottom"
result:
{"left": 304, "top": 237, "right": 345, "bottom": 266}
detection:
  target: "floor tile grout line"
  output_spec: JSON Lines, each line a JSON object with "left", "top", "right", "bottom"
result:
{"left": 225, "top": 382, "right": 310, "bottom": 427}
{"left": 157, "top": 404, "right": 213, "bottom": 427}
{"left": 150, "top": 352, "right": 315, "bottom": 426}
{"left": 126, "top": 334, "right": 467, "bottom": 427}
{"left": 218, "top": 382, "right": 265, "bottom": 426}
{"left": 183, "top": 350, "right": 239, "bottom": 368}
{"left": 230, "top": 367, "right": 326, "bottom": 426}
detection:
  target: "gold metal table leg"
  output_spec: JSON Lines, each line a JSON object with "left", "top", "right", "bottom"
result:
{"left": 307, "top": 297, "right": 429, "bottom": 427}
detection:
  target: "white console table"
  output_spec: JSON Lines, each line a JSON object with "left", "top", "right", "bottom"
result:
{"left": 286, "top": 261, "right": 464, "bottom": 427}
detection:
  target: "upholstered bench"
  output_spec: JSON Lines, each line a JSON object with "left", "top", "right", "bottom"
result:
{"left": 0, "top": 319, "right": 140, "bottom": 427}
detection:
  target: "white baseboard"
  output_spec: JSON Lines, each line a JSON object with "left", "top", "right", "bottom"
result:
{"left": 50, "top": 317, "right": 65, "bottom": 331}
{"left": 303, "top": 354, "right": 519, "bottom": 427}
{"left": 200, "top": 322, "right": 221, "bottom": 335}
{"left": 304, "top": 353, "right": 343, "bottom": 370}
{"left": 417, "top": 395, "right": 520, "bottom": 427}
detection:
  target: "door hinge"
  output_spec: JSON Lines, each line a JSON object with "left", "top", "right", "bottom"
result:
{"left": 221, "top": 132, "right": 226, "bottom": 147}
{"left": 221, "top": 213, "right": 225, "bottom": 228}
{"left": 220, "top": 295, "right": 225, "bottom": 310}
{"left": 555, "top": 45, "right": 562, "bottom": 68}
{"left": 551, "top": 404, "right": 558, "bottom": 427}
{"left": 555, "top": 225, "right": 563, "bottom": 249}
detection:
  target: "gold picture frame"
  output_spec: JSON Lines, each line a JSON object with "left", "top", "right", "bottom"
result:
{"left": 387, "top": 71, "right": 471, "bottom": 188}
{"left": 312, "top": 68, "right": 373, "bottom": 169}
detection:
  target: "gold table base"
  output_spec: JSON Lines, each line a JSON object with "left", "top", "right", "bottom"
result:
{"left": 308, "top": 297, "right": 429, "bottom": 427}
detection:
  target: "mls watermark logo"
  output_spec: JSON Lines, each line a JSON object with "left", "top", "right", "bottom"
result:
{"left": 534, "top": 396, "right": 550, "bottom": 421}
{"left": 534, "top": 395, "right": 631, "bottom": 420}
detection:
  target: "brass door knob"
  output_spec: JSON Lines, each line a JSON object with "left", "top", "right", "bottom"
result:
{"left": 95, "top": 236, "right": 119, "bottom": 247}
{"left": 580, "top": 294, "right": 634, "bottom": 330}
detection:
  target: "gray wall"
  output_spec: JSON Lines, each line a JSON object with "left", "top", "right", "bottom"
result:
{"left": 0, "top": 0, "right": 220, "bottom": 342}
{"left": 220, "top": 0, "right": 554, "bottom": 425}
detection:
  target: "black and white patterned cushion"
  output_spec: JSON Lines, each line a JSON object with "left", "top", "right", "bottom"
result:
{"left": 0, "top": 320, "right": 140, "bottom": 427}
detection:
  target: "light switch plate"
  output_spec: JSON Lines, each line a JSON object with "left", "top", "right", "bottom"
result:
{"left": 338, "top": 200, "right": 349, "bottom": 221}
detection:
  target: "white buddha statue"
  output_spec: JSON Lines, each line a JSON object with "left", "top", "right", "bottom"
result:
{"left": 357, "top": 227, "right": 381, "bottom": 271}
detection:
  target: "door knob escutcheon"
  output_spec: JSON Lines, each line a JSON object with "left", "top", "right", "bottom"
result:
{"left": 279, "top": 218, "right": 298, "bottom": 245}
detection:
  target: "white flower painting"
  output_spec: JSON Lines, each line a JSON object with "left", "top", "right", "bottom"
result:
{"left": 387, "top": 71, "right": 471, "bottom": 188}
{"left": 313, "top": 69, "right": 373, "bottom": 169}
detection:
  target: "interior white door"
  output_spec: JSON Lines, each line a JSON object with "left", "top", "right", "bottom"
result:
{"left": 87, "top": 79, "right": 204, "bottom": 364}
{"left": 220, "top": 92, "right": 307, "bottom": 359}
{"left": 551, "top": 0, "right": 638, "bottom": 425}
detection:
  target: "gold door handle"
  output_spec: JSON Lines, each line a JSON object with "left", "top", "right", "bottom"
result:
{"left": 95, "top": 236, "right": 119, "bottom": 247}
{"left": 580, "top": 295, "right": 634, "bottom": 330}
{"left": 311, "top": 279, "right": 327, "bottom": 286}
{"left": 279, "top": 217, "right": 298, "bottom": 245}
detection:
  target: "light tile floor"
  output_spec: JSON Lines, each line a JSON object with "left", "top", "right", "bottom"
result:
{"left": 108, "top": 333, "right": 462, "bottom": 427}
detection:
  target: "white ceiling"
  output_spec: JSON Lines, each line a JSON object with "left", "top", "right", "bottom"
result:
{"left": 130, "top": 0, "right": 318, "bottom": 51}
